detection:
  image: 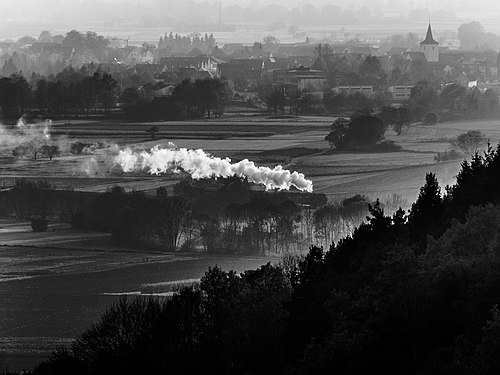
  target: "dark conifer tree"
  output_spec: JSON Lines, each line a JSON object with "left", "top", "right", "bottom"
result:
{"left": 408, "top": 172, "right": 444, "bottom": 247}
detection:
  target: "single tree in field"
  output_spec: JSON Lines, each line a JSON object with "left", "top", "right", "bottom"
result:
{"left": 41, "top": 145, "right": 60, "bottom": 160}
{"left": 343, "top": 115, "right": 386, "bottom": 149}
{"left": 266, "top": 89, "right": 286, "bottom": 115}
{"left": 379, "top": 106, "right": 412, "bottom": 135}
{"left": 451, "top": 130, "right": 487, "bottom": 157}
{"left": 146, "top": 126, "right": 159, "bottom": 140}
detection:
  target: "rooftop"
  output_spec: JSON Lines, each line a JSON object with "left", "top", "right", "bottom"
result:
{"left": 420, "top": 23, "right": 439, "bottom": 45}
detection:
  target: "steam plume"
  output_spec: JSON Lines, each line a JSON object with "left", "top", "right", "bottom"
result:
{"left": 0, "top": 117, "right": 52, "bottom": 148}
{"left": 115, "top": 144, "right": 314, "bottom": 192}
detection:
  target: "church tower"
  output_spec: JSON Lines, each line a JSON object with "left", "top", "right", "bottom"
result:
{"left": 420, "top": 23, "right": 439, "bottom": 62}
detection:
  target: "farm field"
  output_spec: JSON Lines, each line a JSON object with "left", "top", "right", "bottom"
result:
{"left": 0, "top": 220, "right": 275, "bottom": 370}
{"left": 2, "top": 116, "right": 499, "bottom": 200}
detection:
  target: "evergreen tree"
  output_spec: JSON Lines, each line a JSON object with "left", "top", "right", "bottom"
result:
{"left": 408, "top": 172, "right": 444, "bottom": 247}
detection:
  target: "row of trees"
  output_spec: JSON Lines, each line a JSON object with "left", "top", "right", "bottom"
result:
{"left": 35, "top": 144, "right": 500, "bottom": 374}
{"left": 0, "top": 69, "right": 233, "bottom": 121}
{"left": 122, "top": 78, "right": 233, "bottom": 120}
{"left": 0, "top": 70, "right": 119, "bottom": 119}
{"left": 35, "top": 71, "right": 118, "bottom": 116}
{"left": 260, "top": 88, "right": 322, "bottom": 116}
{"left": 158, "top": 32, "right": 216, "bottom": 55}
{"left": 69, "top": 178, "right": 376, "bottom": 255}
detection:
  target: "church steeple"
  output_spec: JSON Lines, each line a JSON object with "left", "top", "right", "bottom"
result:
{"left": 421, "top": 23, "right": 439, "bottom": 45}
{"left": 419, "top": 22, "right": 439, "bottom": 62}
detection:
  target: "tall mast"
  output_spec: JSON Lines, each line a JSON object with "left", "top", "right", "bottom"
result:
{"left": 219, "top": 1, "right": 222, "bottom": 26}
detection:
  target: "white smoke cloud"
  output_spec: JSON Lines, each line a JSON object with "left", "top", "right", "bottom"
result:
{"left": 0, "top": 117, "right": 52, "bottom": 148}
{"left": 114, "top": 144, "right": 314, "bottom": 192}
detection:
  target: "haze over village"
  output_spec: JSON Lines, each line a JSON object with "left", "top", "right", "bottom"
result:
{"left": 2, "top": 0, "right": 500, "bottom": 374}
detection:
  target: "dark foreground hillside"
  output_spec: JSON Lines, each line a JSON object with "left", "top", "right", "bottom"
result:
{"left": 35, "top": 145, "right": 500, "bottom": 375}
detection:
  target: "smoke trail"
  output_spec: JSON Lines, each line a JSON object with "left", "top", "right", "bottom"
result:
{"left": 115, "top": 144, "right": 314, "bottom": 192}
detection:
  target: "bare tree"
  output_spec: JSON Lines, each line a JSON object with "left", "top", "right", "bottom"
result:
{"left": 41, "top": 145, "right": 60, "bottom": 160}
{"left": 451, "top": 130, "right": 487, "bottom": 156}
{"left": 13, "top": 140, "right": 43, "bottom": 161}
{"left": 146, "top": 126, "right": 159, "bottom": 140}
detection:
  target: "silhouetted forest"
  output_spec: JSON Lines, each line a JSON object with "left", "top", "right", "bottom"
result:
{"left": 31, "top": 144, "right": 500, "bottom": 374}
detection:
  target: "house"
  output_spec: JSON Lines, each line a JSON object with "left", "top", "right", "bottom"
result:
{"left": 97, "top": 61, "right": 128, "bottom": 75}
{"left": 264, "top": 56, "right": 316, "bottom": 72}
{"left": 402, "top": 51, "right": 427, "bottom": 63}
{"left": 332, "top": 86, "right": 374, "bottom": 96}
{"left": 220, "top": 59, "right": 265, "bottom": 84}
{"left": 211, "top": 46, "right": 230, "bottom": 62}
{"left": 275, "top": 44, "right": 316, "bottom": 58}
{"left": 133, "top": 63, "right": 165, "bottom": 78}
{"left": 143, "top": 81, "right": 176, "bottom": 97}
{"left": 159, "top": 56, "right": 219, "bottom": 76}
{"left": 157, "top": 70, "right": 179, "bottom": 83}
{"left": 386, "top": 47, "right": 408, "bottom": 57}
{"left": 178, "top": 67, "right": 212, "bottom": 82}
{"left": 387, "top": 85, "right": 414, "bottom": 102}
{"left": 126, "top": 47, "right": 155, "bottom": 65}
{"left": 478, "top": 81, "right": 500, "bottom": 94}
{"left": 331, "top": 45, "right": 382, "bottom": 56}
{"left": 221, "top": 43, "right": 246, "bottom": 56}
{"left": 273, "top": 67, "right": 327, "bottom": 98}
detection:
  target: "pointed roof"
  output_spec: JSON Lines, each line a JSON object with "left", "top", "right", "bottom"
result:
{"left": 420, "top": 23, "right": 439, "bottom": 45}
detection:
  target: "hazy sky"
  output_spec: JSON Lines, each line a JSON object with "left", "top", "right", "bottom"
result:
{"left": 1, "top": 0, "right": 500, "bottom": 41}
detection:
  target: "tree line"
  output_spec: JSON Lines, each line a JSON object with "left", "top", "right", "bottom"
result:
{"left": 66, "top": 177, "right": 375, "bottom": 255}
{"left": 121, "top": 77, "right": 233, "bottom": 120}
{"left": 0, "top": 69, "right": 232, "bottom": 121}
{"left": 0, "top": 70, "right": 118, "bottom": 120}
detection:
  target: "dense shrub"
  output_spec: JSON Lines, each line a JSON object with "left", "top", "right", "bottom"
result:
{"left": 424, "top": 112, "right": 439, "bottom": 124}
{"left": 326, "top": 115, "right": 387, "bottom": 150}
{"left": 367, "top": 140, "right": 402, "bottom": 152}
{"left": 435, "top": 149, "right": 463, "bottom": 162}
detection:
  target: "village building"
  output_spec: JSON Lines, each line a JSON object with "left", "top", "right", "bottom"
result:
{"left": 387, "top": 85, "right": 414, "bottom": 102}
{"left": 220, "top": 59, "right": 265, "bottom": 85}
{"left": 159, "top": 56, "right": 220, "bottom": 77}
{"left": 420, "top": 23, "right": 440, "bottom": 63}
{"left": 125, "top": 47, "right": 155, "bottom": 65}
{"left": 273, "top": 66, "right": 327, "bottom": 98}
{"left": 331, "top": 85, "right": 374, "bottom": 96}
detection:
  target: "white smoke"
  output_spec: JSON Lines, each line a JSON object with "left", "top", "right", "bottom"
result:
{"left": 114, "top": 144, "right": 314, "bottom": 192}
{"left": 0, "top": 117, "right": 52, "bottom": 148}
